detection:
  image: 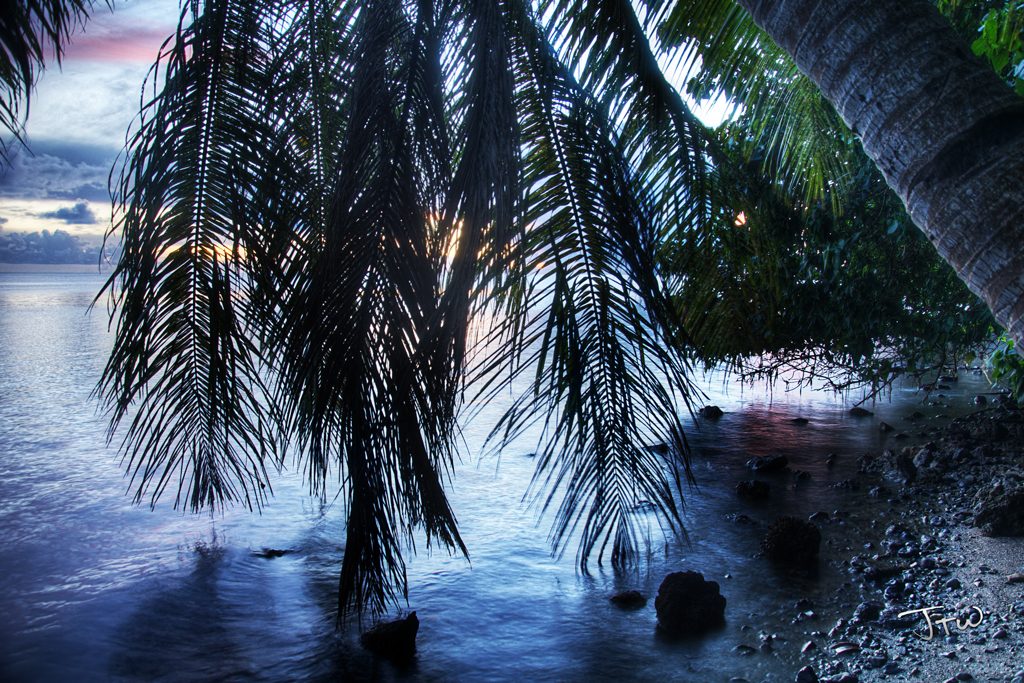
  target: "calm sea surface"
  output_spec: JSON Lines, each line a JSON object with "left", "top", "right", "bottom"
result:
{"left": 0, "top": 272, "right": 996, "bottom": 682}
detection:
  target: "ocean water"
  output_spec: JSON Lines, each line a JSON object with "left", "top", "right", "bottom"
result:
{"left": 0, "top": 272, "right": 996, "bottom": 682}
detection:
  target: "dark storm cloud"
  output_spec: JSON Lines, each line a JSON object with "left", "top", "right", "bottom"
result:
{"left": 0, "top": 141, "right": 117, "bottom": 202}
{"left": 40, "top": 201, "right": 97, "bottom": 224}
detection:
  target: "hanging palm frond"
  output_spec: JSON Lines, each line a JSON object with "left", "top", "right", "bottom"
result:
{"left": 99, "top": 0, "right": 710, "bottom": 618}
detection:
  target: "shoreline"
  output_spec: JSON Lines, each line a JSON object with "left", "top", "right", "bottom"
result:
{"left": 763, "top": 396, "right": 1024, "bottom": 683}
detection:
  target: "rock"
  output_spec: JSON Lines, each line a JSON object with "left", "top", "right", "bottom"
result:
{"left": 913, "top": 449, "right": 934, "bottom": 467}
{"left": 727, "top": 513, "right": 761, "bottom": 526}
{"left": 1007, "top": 573, "right": 1024, "bottom": 584}
{"left": 792, "top": 417, "right": 809, "bottom": 424}
{"left": 761, "top": 516, "right": 821, "bottom": 564}
{"left": 253, "top": 548, "right": 290, "bottom": 558}
{"left": 939, "top": 375, "right": 957, "bottom": 382}
{"left": 796, "top": 666, "right": 819, "bottom": 683}
{"left": 654, "top": 571, "right": 727, "bottom": 635}
{"left": 903, "top": 411, "right": 925, "bottom": 421}
{"left": 809, "top": 511, "right": 830, "bottom": 523}
{"left": 862, "top": 564, "right": 908, "bottom": 583}
{"left": 361, "top": 612, "right": 419, "bottom": 662}
{"left": 967, "top": 417, "right": 1009, "bottom": 441}
{"left": 849, "top": 407, "right": 874, "bottom": 417}
{"left": 896, "top": 450, "right": 917, "bottom": 484}
{"left": 975, "top": 395, "right": 987, "bottom": 405}
{"left": 853, "top": 600, "right": 883, "bottom": 623}
{"left": 736, "top": 479, "right": 770, "bottom": 499}
{"left": 830, "top": 478, "right": 860, "bottom": 490}
{"left": 610, "top": 590, "right": 647, "bottom": 608}
{"left": 879, "top": 421, "right": 893, "bottom": 433}
{"left": 700, "top": 405, "right": 724, "bottom": 418}
{"left": 973, "top": 479, "right": 1024, "bottom": 536}
{"left": 746, "top": 455, "right": 789, "bottom": 472}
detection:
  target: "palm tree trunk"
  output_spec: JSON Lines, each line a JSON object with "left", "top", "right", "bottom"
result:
{"left": 734, "top": 0, "right": 1024, "bottom": 344}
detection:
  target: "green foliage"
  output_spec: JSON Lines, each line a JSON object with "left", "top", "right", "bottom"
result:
{"left": 967, "top": 2, "right": 1024, "bottom": 96}
{"left": 662, "top": 128, "right": 997, "bottom": 396}
{"left": 653, "top": 0, "right": 1008, "bottom": 397}
{"left": 988, "top": 337, "right": 1024, "bottom": 401}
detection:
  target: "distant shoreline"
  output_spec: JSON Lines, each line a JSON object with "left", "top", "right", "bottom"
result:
{"left": 0, "top": 263, "right": 112, "bottom": 274}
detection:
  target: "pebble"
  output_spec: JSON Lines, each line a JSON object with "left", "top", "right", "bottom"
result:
{"left": 796, "top": 666, "right": 819, "bottom": 683}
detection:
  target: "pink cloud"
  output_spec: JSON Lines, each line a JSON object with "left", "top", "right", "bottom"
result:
{"left": 64, "top": 22, "right": 176, "bottom": 64}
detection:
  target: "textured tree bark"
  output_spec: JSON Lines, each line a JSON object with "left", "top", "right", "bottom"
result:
{"left": 734, "top": 0, "right": 1024, "bottom": 344}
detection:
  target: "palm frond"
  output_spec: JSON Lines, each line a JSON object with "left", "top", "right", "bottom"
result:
{"left": 473, "top": 4, "right": 697, "bottom": 569}
{"left": 658, "top": 0, "right": 861, "bottom": 212}
{"left": 98, "top": 0, "right": 282, "bottom": 512}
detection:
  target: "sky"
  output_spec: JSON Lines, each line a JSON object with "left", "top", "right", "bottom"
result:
{"left": 0, "top": 0, "right": 181, "bottom": 244}
{"left": 0, "top": 1, "right": 730, "bottom": 246}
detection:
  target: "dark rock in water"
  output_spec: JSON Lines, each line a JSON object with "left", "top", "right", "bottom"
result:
{"left": 973, "top": 480, "right": 1024, "bottom": 536}
{"left": 746, "top": 455, "right": 789, "bottom": 472}
{"left": 878, "top": 422, "right": 893, "bottom": 433}
{"left": 893, "top": 432, "right": 909, "bottom": 440}
{"left": 727, "top": 513, "right": 761, "bottom": 526}
{"left": 736, "top": 479, "right": 770, "bottom": 499}
{"left": 792, "top": 417, "right": 809, "bottom": 424}
{"left": 830, "top": 478, "right": 860, "bottom": 490}
{"left": 903, "top": 411, "right": 925, "bottom": 421}
{"left": 361, "top": 612, "right": 419, "bottom": 662}
{"left": 975, "top": 395, "right": 988, "bottom": 405}
{"left": 761, "top": 516, "right": 821, "bottom": 564}
{"left": 797, "top": 666, "right": 820, "bottom": 683}
{"left": 808, "top": 511, "right": 830, "bottom": 523}
{"left": 849, "top": 407, "right": 873, "bottom": 417}
{"left": 793, "top": 469, "right": 811, "bottom": 480}
{"left": 610, "top": 590, "right": 647, "bottom": 608}
{"left": 938, "top": 374, "right": 957, "bottom": 382}
{"left": 699, "top": 405, "right": 724, "bottom": 418}
{"left": 253, "top": 548, "right": 289, "bottom": 558}
{"left": 654, "top": 571, "right": 726, "bottom": 635}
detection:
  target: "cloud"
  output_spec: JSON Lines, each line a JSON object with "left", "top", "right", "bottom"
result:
{"left": 0, "top": 217, "right": 8, "bottom": 224}
{"left": 0, "top": 146, "right": 113, "bottom": 201}
{"left": 40, "top": 201, "right": 97, "bottom": 224}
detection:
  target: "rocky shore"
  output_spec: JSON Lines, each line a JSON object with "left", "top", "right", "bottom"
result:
{"left": 737, "top": 395, "right": 1024, "bottom": 683}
